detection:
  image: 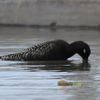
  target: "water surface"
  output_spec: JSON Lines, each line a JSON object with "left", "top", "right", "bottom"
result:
{"left": 0, "top": 27, "right": 100, "bottom": 100}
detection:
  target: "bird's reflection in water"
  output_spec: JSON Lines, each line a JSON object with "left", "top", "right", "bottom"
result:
{"left": 18, "top": 60, "right": 91, "bottom": 72}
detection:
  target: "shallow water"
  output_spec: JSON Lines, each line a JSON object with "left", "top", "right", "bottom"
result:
{"left": 0, "top": 27, "right": 100, "bottom": 100}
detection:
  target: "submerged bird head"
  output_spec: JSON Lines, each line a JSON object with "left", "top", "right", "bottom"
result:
{"left": 69, "top": 41, "right": 91, "bottom": 62}
{"left": 76, "top": 41, "right": 91, "bottom": 62}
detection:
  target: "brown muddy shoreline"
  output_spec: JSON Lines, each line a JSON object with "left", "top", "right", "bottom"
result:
{"left": 0, "top": 23, "right": 100, "bottom": 30}
{"left": 0, "top": 0, "right": 100, "bottom": 26}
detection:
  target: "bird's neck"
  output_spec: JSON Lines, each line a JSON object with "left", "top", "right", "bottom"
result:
{"left": 66, "top": 42, "right": 79, "bottom": 58}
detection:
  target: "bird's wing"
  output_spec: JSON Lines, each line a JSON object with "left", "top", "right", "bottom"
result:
{"left": 0, "top": 42, "right": 58, "bottom": 61}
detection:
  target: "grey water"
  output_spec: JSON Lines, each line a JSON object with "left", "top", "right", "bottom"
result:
{"left": 0, "top": 27, "right": 100, "bottom": 100}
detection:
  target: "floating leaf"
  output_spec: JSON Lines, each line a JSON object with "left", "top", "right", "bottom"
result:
{"left": 58, "top": 80, "right": 84, "bottom": 86}
{"left": 58, "top": 80, "right": 70, "bottom": 86}
{"left": 70, "top": 82, "right": 84, "bottom": 86}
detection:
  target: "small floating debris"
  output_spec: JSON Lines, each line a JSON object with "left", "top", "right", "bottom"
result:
{"left": 58, "top": 80, "right": 84, "bottom": 86}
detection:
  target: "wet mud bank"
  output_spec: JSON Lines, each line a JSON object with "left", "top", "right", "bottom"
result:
{"left": 0, "top": 23, "right": 100, "bottom": 31}
{"left": 0, "top": 0, "right": 100, "bottom": 26}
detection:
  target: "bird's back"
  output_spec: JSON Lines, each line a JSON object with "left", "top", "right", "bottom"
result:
{"left": 0, "top": 39, "right": 69, "bottom": 61}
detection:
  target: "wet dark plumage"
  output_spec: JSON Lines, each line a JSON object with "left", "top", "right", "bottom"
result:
{"left": 0, "top": 39, "right": 91, "bottom": 61}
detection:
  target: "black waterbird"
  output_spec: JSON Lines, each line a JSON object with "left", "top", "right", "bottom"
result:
{"left": 0, "top": 39, "right": 91, "bottom": 62}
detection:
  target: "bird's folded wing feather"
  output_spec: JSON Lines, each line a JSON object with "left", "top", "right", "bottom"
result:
{"left": 0, "top": 42, "right": 58, "bottom": 61}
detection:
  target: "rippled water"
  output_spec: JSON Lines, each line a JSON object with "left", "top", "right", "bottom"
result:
{"left": 0, "top": 27, "right": 100, "bottom": 100}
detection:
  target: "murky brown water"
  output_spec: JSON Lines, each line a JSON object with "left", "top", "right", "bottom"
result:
{"left": 0, "top": 27, "right": 100, "bottom": 100}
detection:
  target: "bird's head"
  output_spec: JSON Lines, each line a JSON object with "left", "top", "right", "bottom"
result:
{"left": 77, "top": 41, "right": 91, "bottom": 62}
